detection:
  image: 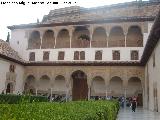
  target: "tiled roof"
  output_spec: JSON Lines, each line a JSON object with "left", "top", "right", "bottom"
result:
{"left": 7, "top": 1, "right": 160, "bottom": 30}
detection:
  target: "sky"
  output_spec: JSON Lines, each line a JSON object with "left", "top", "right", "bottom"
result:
{"left": 0, "top": 0, "right": 146, "bottom": 40}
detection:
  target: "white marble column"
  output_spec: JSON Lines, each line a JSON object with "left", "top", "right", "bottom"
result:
{"left": 89, "top": 26, "right": 93, "bottom": 48}
{"left": 123, "top": 25, "right": 128, "bottom": 47}
{"left": 106, "top": 32, "right": 109, "bottom": 47}
{"left": 35, "top": 88, "right": 38, "bottom": 96}
{"left": 50, "top": 88, "right": 53, "bottom": 102}
{"left": 66, "top": 88, "right": 69, "bottom": 102}
{"left": 39, "top": 31, "right": 44, "bottom": 49}
{"left": 124, "top": 88, "right": 127, "bottom": 108}
{"left": 40, "top": 36, "right": 43, "bottom": 49}
{"left": 105, "top": 89, "right": 108, "bottom": 100}
{"left": 124, "top": 33, "right": 127, "bottom": 47}
{"left": 87, "top": 77, "right": 91, "bottom": 100}
{"left": 88, "top": 86, "right": 91, "bottom": 100}
{"left": 69, "top": 27, "right": 74, "bottom": 48}
{"left": 53, "top": 30, "right": 58, "bottom": 48}
{"left": 35, "top": 78, "right": 39, "bottom": 96}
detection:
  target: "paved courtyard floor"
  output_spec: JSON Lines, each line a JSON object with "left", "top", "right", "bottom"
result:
{"left": 117, "top": 107, "right": 160, "bottom": 120}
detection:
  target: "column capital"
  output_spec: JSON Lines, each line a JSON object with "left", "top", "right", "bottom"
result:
{"left": 88, "top": 25, "right": 94, "bottom": 35}
{"left": 123, "top": 25, "right": 128, "bottom": 36}
{"left": 39, "top": 30, "right": 44, "bottom": 38}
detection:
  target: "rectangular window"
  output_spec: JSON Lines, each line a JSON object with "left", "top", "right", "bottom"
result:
{"left": 58, "top": 51, "right": 65, "bottom": 60}
{"left": 80, "top": 51, "right": 85, "bottom": 60}
{"left": 29, "top": 52, "right": 35, "bottom": 61}
{"left": 43, "top": 51, "right": 49, "bottom": 61}
{"left": 74, "top": 51, "right": 85, "bottom": 60}
{"left": 74, "top": 51, "right": 79, "bottom": 60}
{"left": 113, "top": 50, "right": 120, "bottom": 60}
{"left": 9, "top": 64, "right": 15, "bottom": 72}
{"left": 131, "top": 50, "right": 139, "bottom": 60}
{"left": 95, "top": 51, "right": 102, "bottom": 60}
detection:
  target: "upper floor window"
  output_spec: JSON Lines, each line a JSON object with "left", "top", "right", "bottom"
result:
{"left": 58, "top": 51, "right": 65, "bottom": 60}
{"left": 74, "top": 51, "right": 79, "bottom": 60}
{"left": 131, "top": 51, "right": 139, "bottom": 60}
{"left": 113, "top": 50, "right": 120, "bottom": 60}
{"left": 9, "top": 64, "right": 15, "bottom": 72}
{"left": 29, "top": 52, "right": 35, "bottom": 61}
{"left": 74, "top": 51, "right": 85, "bottom": 60}
{"left": 80, "top": 51, "right": 85, "bottom": 60}
{"left": 95, "top": 51, "right": 102, "bottom": 60}
{"left": 43, "top": 51, "right": 49, "bottom": 61}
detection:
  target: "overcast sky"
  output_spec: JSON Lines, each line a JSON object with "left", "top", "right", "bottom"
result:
{"left": 0, "top": 0, "right": 147, "bottom": 40}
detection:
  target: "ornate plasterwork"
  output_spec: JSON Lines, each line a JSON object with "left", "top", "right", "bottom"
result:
{"left": 6, "top": 72, "right": 17, "bottom": 83}
{"left": 24, "top": 66, "right": 144, "bottom": 88}
{"left": 5, "top": 72, "right": 17, "bottom": 93}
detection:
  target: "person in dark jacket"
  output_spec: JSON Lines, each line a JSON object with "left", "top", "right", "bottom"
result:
{"left": 131, "top": 100, "right": 137, "bottom": 112}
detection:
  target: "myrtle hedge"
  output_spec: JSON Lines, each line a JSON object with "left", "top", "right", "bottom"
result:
{"left": 0, "top": 100, "right": 119, "bottom": 120}
{"left": 0, "top": 94, "right": 48, "bottom": 104}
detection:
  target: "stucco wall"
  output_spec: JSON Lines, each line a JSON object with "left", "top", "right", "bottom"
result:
{"left": 0, "top": 58, "right": 24, "bottom": 94}
{"left": 145, "top": 39, "right": 160, "bottom": 112}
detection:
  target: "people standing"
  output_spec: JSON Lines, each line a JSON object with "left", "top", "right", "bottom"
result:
{"left": 131, "top": 100, "right": 137, "bottom": 112}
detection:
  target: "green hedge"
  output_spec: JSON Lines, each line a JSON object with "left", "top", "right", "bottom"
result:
{"left": 0, "top": 100, "right": 119, "bottom": 120}
{"left": 0, "top": 94, "right": 48, "bottom": 104}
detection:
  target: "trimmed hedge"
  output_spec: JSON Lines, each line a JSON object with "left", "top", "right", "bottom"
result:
{"left": 0, "top": 94, "right": 48, "bottom": 104}
{"left": 0, "top": 100, "right": 119, "bottom": 120}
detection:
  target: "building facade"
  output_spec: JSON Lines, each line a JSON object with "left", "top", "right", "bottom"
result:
{"left": 0, "top": 0, "right": 160, "bottom": 111}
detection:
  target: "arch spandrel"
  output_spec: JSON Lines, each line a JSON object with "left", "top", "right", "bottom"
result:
{"left": 110, "top": 69, "right": 124, "bottom": 80}
{"left": 126, "top": 69, "right": 144, "bottom": 82}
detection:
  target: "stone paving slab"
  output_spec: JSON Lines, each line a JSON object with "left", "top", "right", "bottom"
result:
{"left": 117, "top": 108, "right": 160, "bottom": 120}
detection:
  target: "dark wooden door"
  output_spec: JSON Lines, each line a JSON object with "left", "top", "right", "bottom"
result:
{"left": 72, "top": 71, "right": 88, "bottom": 101}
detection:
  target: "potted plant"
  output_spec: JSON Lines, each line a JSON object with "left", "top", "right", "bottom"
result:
{"left": 78, "top": 34, "right": 90, "bottom": 47}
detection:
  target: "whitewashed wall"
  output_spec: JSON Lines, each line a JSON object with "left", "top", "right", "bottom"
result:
{"left": 24, "top": 47, "right": 144, "bottom": 62}
{"left": 144, "top": 39, "right": 160, "bottom": 112}
{"left": 0, "top": 58, "right": 24, "bottom": 94}
{"left": 9, "top": 22, "right": 151, "bottom": 62}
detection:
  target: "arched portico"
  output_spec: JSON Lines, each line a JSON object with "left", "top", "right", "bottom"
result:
{"left": 92, "top": 27, "right": 107, "bottom": 47}
{"left": 41, "top": 30, "right": 55, "bottom": 49}
{"left": 54, "top": 75, "right": 66, "bottom": 95}
{"left": 39, "top": 75, "right": 50, "bottom": 94}
{"left": 128, "top": 77, "right": 143, "bottom": 106}
{"left": 91, "top": 76, "right": 106, "bottom": 97}
{"left": 72, "top": 26, "right": 90, "bottom": 48}
{"left": 71, "top": 70, "right": 88, "bottom": 100}
{"left": 24, "top": 75, "right": 36, "bottom": 94}
{"left": 56, "top": 29, "right": 70, "bottom": 48}
{"left": 28, "top": 31, "right": 41, "bottom": 49}
{"left": 108, "top": 26, "right": 125, "bottom": 47}
{"left": 109, "top": 76, "right": 123, "bottom": 97}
